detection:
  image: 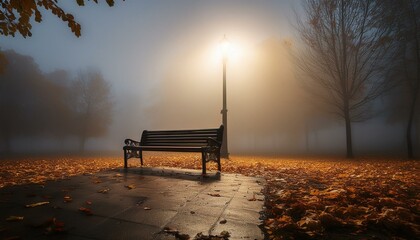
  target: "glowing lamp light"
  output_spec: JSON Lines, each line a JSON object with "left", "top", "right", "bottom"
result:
{"left": 220, "top": 35, "right": 231, "bottom": 59}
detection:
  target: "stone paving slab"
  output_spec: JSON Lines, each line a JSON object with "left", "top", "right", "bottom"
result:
{"left": 0, "top": 167, "right": 265, "bottom": 240}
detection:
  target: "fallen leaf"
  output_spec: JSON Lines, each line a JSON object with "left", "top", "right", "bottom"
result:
{"left": 163, "top": 226, "right": 179, "bottom": 234}
{"left": 220, "top": 231, "right": 230, "bottom": 238}
{"left": 63, "top": 196, "right": 72, "bottom": 203}
{"left": 97, "top": 188, "right": 110, "bottom": 194}
{"left": 248, "top": 193, "right": 257, "bottom": 201}
{"left": 319, "top": 212, "right": 344, "bottom": 229}
{"left": 219, "top": 219, "right": 227, "bottom": 224}
{"left": 125, "top": 184, "right": 135, "bottom": 190}
{"left": 25, "top": 201, "right": 49, "bottom": 208}
{"left": 144, "top": 207, "right": 151, "bottom": 210}
{"left": 208, "top": 193, "right": 221, "bottom": 197}
{"left": 175, "top": 233, "right": 190, "bottom": 240}
{"left": 85, "top": 201, "right": 92, "bottom": 205}
{"left": 79, "top": 207, "right": 93, "bottom": 216}
{"left": 6, "top": 216, "right": 24, "bottom": 221}
{"left": 53, "top": 218, "right": 65, "bottom": 228}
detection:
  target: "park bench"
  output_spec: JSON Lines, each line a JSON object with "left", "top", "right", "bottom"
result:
{"left": 123, "top": 125, "right": 224, "bottom": 175}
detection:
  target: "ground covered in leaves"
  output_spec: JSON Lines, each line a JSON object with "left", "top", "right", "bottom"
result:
{"left": 0, "top": 153, "right": 419, "bottom": 239}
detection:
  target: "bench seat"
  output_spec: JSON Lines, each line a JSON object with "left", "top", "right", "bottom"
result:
{"left": 123, "top": 125, "right": 224, "bottom": 174}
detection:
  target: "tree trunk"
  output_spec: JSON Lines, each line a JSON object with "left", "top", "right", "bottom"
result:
{"left": 2, "top": 130, "right": 12, "bottom": 154}
{"left": 345, "top": 117, "right": 353, "bottom": 158}
{"left": 305, "top": 122, "right": 310, "bottom": 153}
{"left": 406, "top": 91, "right": 418, "bottom": 159}
{"left": 79, "top": 135, "right": 86, "bottom": 154}
{"left": 405, "top": 0, "right": 420, "bottom": 158}
{"left": 344, "top": 101, "right": 354, "bottom": 158}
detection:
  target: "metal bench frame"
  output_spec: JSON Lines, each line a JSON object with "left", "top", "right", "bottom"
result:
{"left": 123, "top": 125, "right": 224, "bottom": 174}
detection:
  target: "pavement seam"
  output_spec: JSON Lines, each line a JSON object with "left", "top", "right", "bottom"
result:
{"left": 207, "top": 180, "right": 241, "bottom": 236}
{"left": 153, "top": 177, "right": 214, "bottom": 239}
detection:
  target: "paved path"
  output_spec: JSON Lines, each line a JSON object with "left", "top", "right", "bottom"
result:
{"left": 0, "top": 167, "right": 265, "bottom": 240}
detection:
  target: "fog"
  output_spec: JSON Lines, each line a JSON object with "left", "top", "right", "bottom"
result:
{"left": 0, "top": 0, "right": 418, "bottom": 157}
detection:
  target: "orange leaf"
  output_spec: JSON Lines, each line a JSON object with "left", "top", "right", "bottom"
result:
{"left": 79, "top": 207, "right": 93, "bottom": 216}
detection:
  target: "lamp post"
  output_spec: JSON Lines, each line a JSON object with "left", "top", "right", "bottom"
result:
{"left": 220, "top": 36, "right": 229, "bottom": 158}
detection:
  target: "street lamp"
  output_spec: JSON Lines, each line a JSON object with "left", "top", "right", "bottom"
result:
{"left": 220, "top": 35, "right": 230, "bottom": 158}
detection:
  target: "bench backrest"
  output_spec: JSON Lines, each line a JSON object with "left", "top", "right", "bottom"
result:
{"left": 140, "top": 125, "right": 224, "bottom": 147}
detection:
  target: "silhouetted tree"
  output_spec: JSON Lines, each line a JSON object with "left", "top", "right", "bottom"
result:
{"left": 44, "top": 70, "right": 75, "bottom": 138}
{"left": 0, "top": 50, "right": 6, "bottom": 73}
{"left": 0, "top": 1, "right": 120, "bottom": 79}
{"left": 295, "top": 0, "right": 397, "bottom": 158}
{"left": 0, "top": 50, "right": 51, "bottom": 152}
{"left": 385, "top": 0, "right": 420, "bottom": 158}
{"left": 71, "top": 69, "right": 113, "bottom": 153}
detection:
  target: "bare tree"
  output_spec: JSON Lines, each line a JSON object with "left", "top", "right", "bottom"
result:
{"left": 387, "top": 0, "right": 420, "bottom": 158}
{"left": 71, "top": 69, "right": 113, "bottom": 153}
{"left": 0, "top": 50, "right": 47, "bottom": 153}
{"left": 295, "top": 0, "right": 396, "bottom": 158}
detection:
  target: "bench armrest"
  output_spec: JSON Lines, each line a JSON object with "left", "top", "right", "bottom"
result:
{"left": 124, "top": 138, "right": 141, "bottom": 147}
{"left": 207, "top": 137, "right": 221, "bottom": 147}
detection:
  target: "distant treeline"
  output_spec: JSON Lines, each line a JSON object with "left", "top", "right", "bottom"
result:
{"left": 0, "top": 50, "right": 113, "bottom": 154}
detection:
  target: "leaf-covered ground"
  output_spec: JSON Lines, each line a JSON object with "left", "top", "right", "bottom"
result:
{"left": 0, "top": 153, "right": 419, "bottom": 239}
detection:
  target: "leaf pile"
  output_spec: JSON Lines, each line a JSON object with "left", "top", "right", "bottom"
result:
{"left": 0, "top": 156, "right": 123, "bottom": 188}
{"left": 0, "top": 153, "right": 419, "bottom": 239}
{"left": 233, "top": 156, "right": 420, "bottom": 239}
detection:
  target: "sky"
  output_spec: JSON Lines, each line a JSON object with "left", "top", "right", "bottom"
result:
{"left": 1, "top": 0, "right": 298, "bottom": 93}
{"left": 1, "top": 0, "right": 302, "bottom": 151}
{"left": 0, "top": 0, "right": 413, "bottom": 155}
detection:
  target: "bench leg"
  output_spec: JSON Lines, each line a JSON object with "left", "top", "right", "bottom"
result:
{"left": 201, "top": 151, "right": 206, "bottom": 175}
{"left": 139, "top": 150, "right": 143, "bottom": 166}
{"left": 124, "top": 150, "right": 128, "bottom": 168}
{"left": 217, "top": 152, "right": 221, "bottom": 172}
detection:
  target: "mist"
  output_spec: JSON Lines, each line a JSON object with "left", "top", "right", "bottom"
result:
{"left": 0, "top": 0, "right": 418, "bottom": 157}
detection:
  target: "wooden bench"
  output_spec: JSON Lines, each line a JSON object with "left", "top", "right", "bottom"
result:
{"left": 123, "top": 125, "right": 224, "bottom": 174}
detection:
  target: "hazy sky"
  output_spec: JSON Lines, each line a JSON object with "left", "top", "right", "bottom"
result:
{"left": 1, "top": 0, "right": 303, "bottom": 151}
{"left": 1, "top": 0, "right": 299, "bottom": 95}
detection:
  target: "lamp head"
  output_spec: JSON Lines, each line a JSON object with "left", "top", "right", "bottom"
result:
{"left": 220, "top": 35, "right": 231, "bottom": 59}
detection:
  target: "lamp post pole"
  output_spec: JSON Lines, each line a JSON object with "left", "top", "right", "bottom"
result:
{"left": 221, "top": 43, "right": 229, "bottom": 159}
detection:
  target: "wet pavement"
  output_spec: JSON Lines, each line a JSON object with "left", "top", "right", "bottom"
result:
{"left": 0, "top": 167, "right": 265, "bottom": 240}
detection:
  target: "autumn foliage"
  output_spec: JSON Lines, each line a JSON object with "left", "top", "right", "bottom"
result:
{"left": 0, "top": 153, "right": 419, "bottom": 239}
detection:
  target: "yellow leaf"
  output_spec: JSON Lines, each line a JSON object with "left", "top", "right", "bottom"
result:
{"left": 25, "top": 201, "right": 49, "bottom": 208}
{"left": 6, "top": 216, "right": 24, "bottom": 221}
{"left": 63, "top": 196, "right": 72, "bottom": 202}
{"left": 97, "top": 188, "right": 110, "bottom": 193}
